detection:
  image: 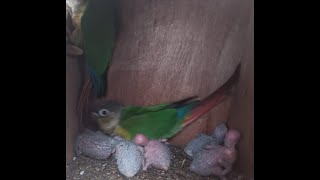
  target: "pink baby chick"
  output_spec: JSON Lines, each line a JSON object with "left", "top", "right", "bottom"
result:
{"left": 133, "top": 134, "right": 172, "bottom": 171}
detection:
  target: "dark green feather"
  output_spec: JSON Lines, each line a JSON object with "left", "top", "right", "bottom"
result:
{"left": 120, "top": 97, "right": 199, "bottom": 121}
{"left": 120, "top": 104, "right": 170, "bottom": 121}
{"left": 81, "top": 0, "right": 118, "bottom": 75}
{"left": 119, "top": 100, "right": 199, "bottom": 140}
{"left": 119, "top": 109, "right": 178, "bottom": 139}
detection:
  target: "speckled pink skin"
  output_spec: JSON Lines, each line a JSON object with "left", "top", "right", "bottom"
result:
{"left": 133, "top": 134, "right": 168, "bottom": 146}
{"left": 190, "top": 129, "right": 240, "bottom": 178}
{"left": 143, "top": 140, "right": 172, "bottom": 171}
{"left": 224, "top": 129, "right": 240, "bottom": 148}
{"left": 184, "top": 123, "right": 228, "bottom": 158}
{"left": 132, "top": 134, "right": 172, "bottom": 171}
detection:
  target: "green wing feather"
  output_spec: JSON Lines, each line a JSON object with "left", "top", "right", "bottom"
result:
{"left": 120, "top": 104, "right": 170, "bottom": 121}
{"left": 120, "top": 97, "right": 199, "bottom": 121}
{"left": 119, "top": 101, "right": 199, "bottom": 140}
{"left": 76, "top": 0, "right": 118, "bottom": 114}
{"left": 119, "top": 109, "right": 180, "bottom": 140}
{"left": 81, "top": 0, "right": 118, "bottom": 75}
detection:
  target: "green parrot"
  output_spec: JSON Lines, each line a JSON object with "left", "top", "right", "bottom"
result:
{"left": 90, "top": 64, "right": 241, "bottom": 140}
{"left": 66, "top": 0, "right": 119, "bottom": 116}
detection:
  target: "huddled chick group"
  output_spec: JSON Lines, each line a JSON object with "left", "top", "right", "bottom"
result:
{"left": 73, "top": 123, "right": 240, "bottom": 178}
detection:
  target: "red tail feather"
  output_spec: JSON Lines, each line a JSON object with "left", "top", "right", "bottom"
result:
{"left": 77, "top": 77, "right": 93, "bottom": 118}
{"left": 182, "top": 64, "right": 241, "bottom": 127}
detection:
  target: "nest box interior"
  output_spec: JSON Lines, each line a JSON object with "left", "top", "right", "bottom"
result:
{"left": 66, "top": 0, "right": 253, "bottom": 179}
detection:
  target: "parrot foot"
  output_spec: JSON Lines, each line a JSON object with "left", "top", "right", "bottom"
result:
{"left": 66, "top": 3, "right": 72, "bottom": 15}
{"left": 66, "top": 5, "right": 73, "bottom": 43}
{"left": 159, "top": 139, "right": 170, "bottom": 145}
{"left": 159, "top": 138, "right": 168, "bottom": 142}
{"left": 112, "top": 135, "right": 124, "bottom": 141}
{"left": 66, "top": 44, "right": 83, "bottom": 56}
{"left": 69, "top": 28, "right": 82, "bottom": 47}
{"left": 66, "top": 4, "right": 83, "bottom": 57}
{"left": 142, "top": 160, "right": 150, "bottom": 171}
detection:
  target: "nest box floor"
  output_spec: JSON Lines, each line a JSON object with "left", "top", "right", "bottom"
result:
{"left": 66, "top": 145, "right": 242, "bottom": 180}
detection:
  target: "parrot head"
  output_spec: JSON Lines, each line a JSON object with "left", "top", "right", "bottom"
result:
{"left": 90, "top": 100, "right": 123, "bottom": 135}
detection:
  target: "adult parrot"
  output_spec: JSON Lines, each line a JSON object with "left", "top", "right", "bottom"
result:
{"left": 66, "top": 0, "right": 119, "bottom": 117}
{"left": 90, "top": 64, "right": 241, "bottom": 140}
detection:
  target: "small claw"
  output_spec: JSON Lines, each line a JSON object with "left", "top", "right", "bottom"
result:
{"left": 66, "top": 44, "right": 83, "bottom": 56}
{"left": 142, "top": 161, "right": 149, "bottom": 171}
{"left": 69, "top": 28, "right": 82, "bottom": 46}
{"left": 66, "top": 3, "right": 72, "bottom": 15}
{"left": 66, "top": 4, "right": 74, "bottom": 37}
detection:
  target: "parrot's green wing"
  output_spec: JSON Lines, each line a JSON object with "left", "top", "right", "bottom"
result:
{"left": 120, "top": 104, "right": 170, "bottom": 121}
{"left": 118, "top": 109, "right": 184, "bottom": 140}
{"left": 77, "top": 0, "right": 119, "bottom": 116}
{"left": 81, "top": 0, "right": 118, "bottom": 76}
{"left": 117, "top": 101, "right": 199, "bottom": 140}
{"left": 120, "top": 96, "right": 199, "bottom": 121}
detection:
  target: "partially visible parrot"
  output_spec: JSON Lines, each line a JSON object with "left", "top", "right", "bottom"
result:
{"left": 90, "top": 64, "right": 241, "bottom": 140}
{"left": 66, "top": 0, "right": 119, "bottom": 117}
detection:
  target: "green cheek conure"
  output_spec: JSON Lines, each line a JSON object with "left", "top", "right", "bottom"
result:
{"left": 90, "top": 64, "right": 241, "bottom": 140}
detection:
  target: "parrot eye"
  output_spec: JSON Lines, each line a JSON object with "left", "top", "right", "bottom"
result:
{"left": 98, "top": 109, "right": 110, "bottom": 116}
